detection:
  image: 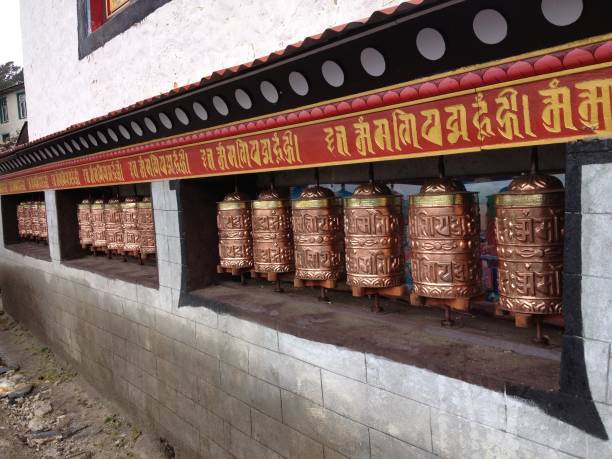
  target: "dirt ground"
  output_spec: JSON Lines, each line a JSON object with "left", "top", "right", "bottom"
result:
{"left": 0, "top": 310, "right": 172, "bottom": 459}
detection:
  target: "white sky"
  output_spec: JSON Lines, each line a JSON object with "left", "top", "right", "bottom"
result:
{"left": 0, "top": 0, "right": 23, "bottom": 66}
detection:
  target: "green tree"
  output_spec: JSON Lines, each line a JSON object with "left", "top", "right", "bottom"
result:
{"left": 0, "top": 61, "right": 24, "bottom": 90}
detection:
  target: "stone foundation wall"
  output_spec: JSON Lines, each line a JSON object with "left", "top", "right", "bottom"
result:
{"left": 0, "top": 172, "right": 609, "bottom": 458}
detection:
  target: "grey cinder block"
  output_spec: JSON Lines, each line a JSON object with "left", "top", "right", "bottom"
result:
{"left": 322, "top": 370, "right": 432, "bottom": 451}
{"left": 278, "top": 332, "right": 366, "bottom": 382}
{"left": 221, "top": 315, "right": 279, "bottom": 351}
{"left": 249, "top": 344, "right": 323, "bottom": 404}
{"left": 251, "top": 408, "right": 325, "bottom": 459}
{"left": 220, "top": 363, "right": 282, "bottom": 421}
{"left": 281, "top": 390, "right": 370, "bottom": 459}
{"left": 369, "top": 429, "right": 435, "bottom": 459}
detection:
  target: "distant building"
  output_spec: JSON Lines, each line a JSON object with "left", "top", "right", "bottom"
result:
{"left": 0, "top": 82, "right": 27, "bottom": 145}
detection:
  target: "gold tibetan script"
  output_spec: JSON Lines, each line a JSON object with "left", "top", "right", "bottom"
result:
{"left": 200, "top": 130, "right": 302, "bottom": 171}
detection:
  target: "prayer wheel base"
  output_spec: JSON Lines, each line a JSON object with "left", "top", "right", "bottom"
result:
{"left": 351, "top": 285, "right": 406, "bottom": 298}
{"left": 409, "top": 292, "right": 473, "bottom": 312}
{"left": 293, "top": 278, "right": 336, "bottom": 289}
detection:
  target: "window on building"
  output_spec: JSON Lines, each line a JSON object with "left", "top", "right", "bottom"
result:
{"left": 1, "top": 134, "right": 9, "bottom": 143}
{"left": 78, "top": 0, "right": 171, "bottom": 58}
{"left": 17, "top": 92, "right": 26, "bottom": 120}
{"left": 88, "top": 0, "right": 129, "bottom": 32}
{"left": 0, "top": 97, "right": 8, "bottom": 124}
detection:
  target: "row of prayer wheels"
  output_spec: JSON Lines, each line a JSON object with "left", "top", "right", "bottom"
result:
{"left": 77, "top": 197, "right": 156, "bottom": 262}
{"left": 17, "top": 201, "right": 48, "bottom": 242}
{"left": 217, "top": 166, "right": 564, "bottom": 339}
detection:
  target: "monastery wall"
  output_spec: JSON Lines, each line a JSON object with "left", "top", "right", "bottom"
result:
{"left": 20, "top": 0, "right": 394, "bottom": 140}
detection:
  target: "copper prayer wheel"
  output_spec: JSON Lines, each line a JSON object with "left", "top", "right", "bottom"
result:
{"left": 122, "top": 197, "right": 140, "bottom": 256}
{"left": 495, "top": 173, "right": 564, "bottom": 317}
{"left": 23, "top": 202, "right": 33, "bottom": 238}
{"left": 409, "top": 178, "right": 481, "bottom": 304}
{"left": 137, "top": 197, "right": 156, "bottom": 259}
{"left": 78, "top": 199, "right": 94, "bottom": 248}
{"left": 31, "top": 202, "right": 41, "bottom": 239}
{"left": 38, "top": 201, "right": 48, "bottom": 242}
{"left": 217, "top": 191, "right": 253, "bottom": 273}
{"left": 17, "top": 203, "right": 25, "bottom": 238}
{"left": 91, "top": 199, "right": 107, "bottom": 252}
{"left": 344, "top": 183, "right": 404, "bottom": 291}
{"left": 292, "top": 185, "right": 344, "bottom": 287}
{"left": 252, "top": 189, "right": 294, "bottom": 278}
{"left": 105, "top": 198, "right": 124, "bottom": 254}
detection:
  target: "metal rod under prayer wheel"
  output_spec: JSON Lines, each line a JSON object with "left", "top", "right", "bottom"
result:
{"left": 217, "top": 191, "right": 254, "bottom": 283}
{"left": 292, "top": 184, "right": 344, "bottom": 301}
{"left": 344, "top": 179, "right": 405, "bottom": 312}
{"left": 495, "top": 150, "right": 564, "bottom": 344}
{"left": 252, "top": 189, "right": 294, "bottom": 292}
{"left": 408, "top": 161, "right": 482, "bottom": 326}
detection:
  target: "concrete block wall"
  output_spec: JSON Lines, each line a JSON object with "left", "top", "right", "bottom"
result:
{"left": 0, "top": 176, "right": 609, "bottom": 458}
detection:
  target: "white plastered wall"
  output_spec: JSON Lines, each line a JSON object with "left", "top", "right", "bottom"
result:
{"left": 20, "top": 0, "right": 395, "bottom": 141}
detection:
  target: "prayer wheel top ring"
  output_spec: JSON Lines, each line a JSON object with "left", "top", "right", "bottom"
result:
{"left": 252, "top": 189, "right": 294, "bottom": 274}
{"left": 495, "top": 173, "right": 564, "bottom": 315}
{"left": 217, "top": 191, "right": 254, "bottom": 270}
{"left": 344, "top": 182, "right": 404, "bottom": 289}
{"left": 292, "top": 185, "right": 344, "bottom": 282}
{"left": 409, "top": 177, "right": 481, "bottom": 300}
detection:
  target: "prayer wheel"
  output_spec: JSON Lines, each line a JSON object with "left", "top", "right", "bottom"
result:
{"left": 409, "top": 177, "right": 481, "bottom": 309}
{"left": 78, "top": 199, "right": 93, "bottom": 248}
{"left": 24, "top": 202, "right": 33, "bottom": 238}
{"left": 344, "top": 182, "right": 404, "bottom": 294}
{"left": 91, "top": 199, "right": 107, "bottom": 253}
{"left": 31, "top": 202, "right": 41, "bottom": 239}
{"left": 38, "top": 201, "right": 48, "bottom": 242}
{"left": 217, "top": 191, "right": 253, "bottom": 275}
{"left": 105, "top": 198, "right": 124, "bottom": 255}
{"left": 137, "top": 197, "right": 156, "bottom": 260}
{"left": 292, "top": 185, "right": 344, "bottom": 289}
{"left": 122, "top": 197, "right": 140, "bottom": 258}
{"left": 495, "top": 173, "right": 564, "bottom": 321}
{"left": 252, "top": 189, "right": 294, "bottom": 283}
{"left": 17, "top": 203, "right": 25, "bottom": 238}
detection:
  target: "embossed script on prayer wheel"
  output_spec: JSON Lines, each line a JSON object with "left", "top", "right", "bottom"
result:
{"left": 38, "top": 201, "right": 48, "bottom": 241}
{"left": 252, "top": 190, "right": 294, "bottom": 274}
{"left": 31, "top": 202, "right": 41, "bottom": 239}
{"left": 17, "top": 203, "right": 26, "bottom": 238}
{"left": 137, "top": 197, "right": 156, "bottom": 257}
{"left": 24, "top": 202, "right": 33, "bottom": 238}
{"left": 292, "top": 186, "right": 344, "bottom": 282}
{"left": 344, "top": 183, "right": 404, "bottom": 289}
{"left": 122, "top": 197, "right": 140, "bottom": 255}
{"left": 217, "top": 192, "right": 253, "bottom": 270}
{"left": 105, "top": 198, "right": 124, "bottom": 253}
{"left": 495, "top": 174, "right": 564, "bottom": 315}
{"left": 409, "top": 178, "right": 481, "bottom": 300}
{"left": 78, "top": 199, "right": 94, "bottom": 247}
{"left": 91, "top": 199, "right": 107, "bottom": 250}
